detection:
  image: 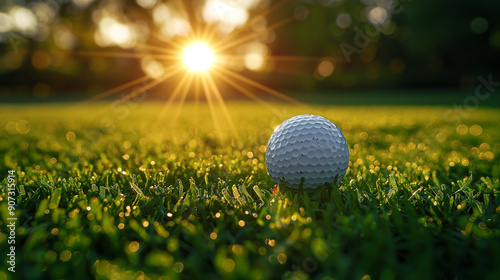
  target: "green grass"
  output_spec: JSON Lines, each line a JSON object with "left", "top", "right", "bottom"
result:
{"left": 0, "top": 101, "right": 499, "bottom": 280}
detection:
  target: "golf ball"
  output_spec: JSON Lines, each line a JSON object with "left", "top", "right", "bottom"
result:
{"left": 265, "top": 114, "right": 349, "bottom": 191}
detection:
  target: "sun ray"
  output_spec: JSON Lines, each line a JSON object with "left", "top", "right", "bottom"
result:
{"left": 203, "top": 72, "right": 239, "bottom": 139}
{"left": 158, "top": 71, "right": 193, "bottom": 120}
{"left": 73, "top": 50, "right": 179, "bottom": 61}
{"left": 117, "top": 75, "right": 168, "bottom": 104}
{"left": 193, "top": 75, "right": 201, "bottom": 134}
{"left": 83, "top": 75, "right": 151, "bottom": 103}
{"left": 194, "top": 24, "right": 213, "bottom": 47}
{"left": 201, "top": 23, "right": 218, "bottom": 45}
{"left": 136, "top": 42, "right": 183, "bottom": 56}
{"left": 212, "top": 64, "right": 309, "bottom": 107}
{"left": 213, "top": 12, "right": 297, "bottom": 53}
{"left": 169, "top": 73, "right": 195, "bottom": 127}
{"left": 211, "top": 67, "right": 285, "bottom": 116}
{"left": 216, "top": 55, "right": 321, "bottom": 62}
{"left": 200, "top": 73, "right": 223, "bottom": 138}
{"left": 149, "top": 30, "right": 188, "bottom": 51}
{"left": 182, "top": 1, "right": 200, "bottom": 41}
{"left": 117, "top": 63, "right": 185, "bottom": 103}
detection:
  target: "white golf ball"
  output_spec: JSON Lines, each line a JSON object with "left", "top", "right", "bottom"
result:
{"left": 265, "top": 114, "right": 349, "bottom": 191}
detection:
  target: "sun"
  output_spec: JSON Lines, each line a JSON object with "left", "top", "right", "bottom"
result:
{"left": 183, "top": 43, "right": 214, "bottom": 72}
{"left": 83, "top": 1, "right": 310, "bottom": 138}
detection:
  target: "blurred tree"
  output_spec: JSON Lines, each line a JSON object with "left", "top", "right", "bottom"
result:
{"left": 0, "top": 0, "right": 499, "bottom": 97}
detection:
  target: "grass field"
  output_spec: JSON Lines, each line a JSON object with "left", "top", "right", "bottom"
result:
{"left": 1, "top": 101, "right": 499, "bottom": 280}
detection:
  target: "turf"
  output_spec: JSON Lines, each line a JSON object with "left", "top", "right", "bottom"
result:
{"left": 0, "top": 101, "right": 499, "bottom": 280}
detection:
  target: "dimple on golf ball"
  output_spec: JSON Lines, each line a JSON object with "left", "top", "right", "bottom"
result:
{"left": 265, "top": 114, "right": 349, "bottom": 191}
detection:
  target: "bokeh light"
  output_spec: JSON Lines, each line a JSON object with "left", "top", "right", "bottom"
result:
{"left": 367, "top": 7, "right": 388, "bottom": 25}
{"left": 9, "top": 6, "right": 38, "bottom": 35}
{"left": 203, "top": 0, "right": 260, "bottom": 34}
{"left": 136, "top": 0, "right": 157, "bottom": 9}
{"left": 72, "top": 0, "right": 95, "bottom": 9}
{"left": 0, "top": 12, "right": 14, "bottom": 33}
{"left": 317, "top": 59, "right": 335, "bottom": 78}
{"left": 95, "top": 17, "right": 137, "bottom": 48}
{"left": 53, "top": 26, "right": 77, "bottom": 50}
{"left": 336, "top": 13, "right": 352, "bottom": 28}
{"left": 471, "top": 17, "right": 489, "bottom": 34}
{"left": 141, "top": 57, "right": 165, "bottom": 79}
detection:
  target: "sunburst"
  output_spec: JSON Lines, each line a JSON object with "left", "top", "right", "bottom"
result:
{"left": 183, "top": 43, "right": 215, "bottom": 72}
{"left": 76, "top": 0, "right": 316, "bottom": 139}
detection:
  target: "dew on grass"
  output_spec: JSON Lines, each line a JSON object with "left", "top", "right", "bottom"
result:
{"left": 221, "top": 259, "right": 235, "bottom": 273}
{"left": 68, "top": 210, "right": 77, "bottom": 218}
{"left": 210, "top": 232, "right": 217, "bottom": 240}
{"left": 302, "top": 228, "right": 312, "bottom": 239}
{"left": 258, "top": 247, "right": 266, "bottom": 255}
{"left": 231, "top": 244, "right": 244, "bottom": 254}
{"left": 277, "top": 253, "right": 287, "bottom": 264}
{"left": 174, "top": 262, "right": 184, "bottom": 273}
{"left": 456, "top": 124, "right": 468, "bottom": 135}
{"left": 94, "top": 260, "right": 109, "bottom": 276}
{"left": 484, "top": 151, "right": 494, "bottom": 161}
{"left": 360, "top": 131, "right": 368, "bottom": 140}
{"left": 60, "top": 250, "right": 72, "bottom": 262}
{"left": 479, "top": 143, "right": 490, "bottom": 151}
{"left": 470, "top": 124, "right": 482, "bottom": 136}
{"left": 4, "top": 104, "right": 500, "bottom": 277}
{"left": 128, "top": 241, "right": 140, "bottom": 253}
{"left": 5, "top": 122, "right": 17, "bottom": 134}
{"left": 16, "top": 120, "right": 30, "bottom": 134}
